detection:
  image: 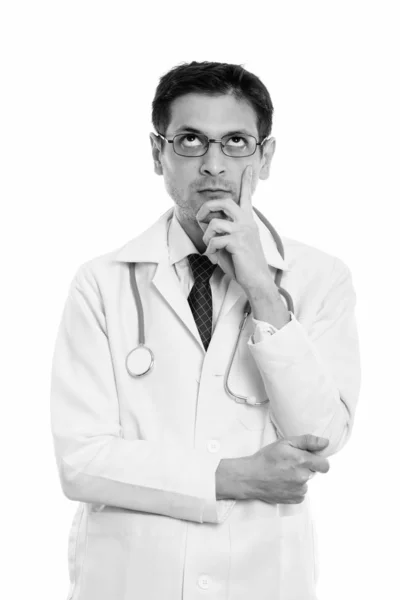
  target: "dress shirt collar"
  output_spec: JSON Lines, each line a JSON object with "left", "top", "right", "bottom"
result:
{"left": 168, "top": 210, "right": 200, "bottom": 266}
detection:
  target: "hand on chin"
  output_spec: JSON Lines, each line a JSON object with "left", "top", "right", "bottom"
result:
{"left": 197, "top": 209, "right": 229, "bottom": 228}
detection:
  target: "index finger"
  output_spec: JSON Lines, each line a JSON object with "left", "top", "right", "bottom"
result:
{"left": 239, "top": 165, "right": 253, "bottom": 212}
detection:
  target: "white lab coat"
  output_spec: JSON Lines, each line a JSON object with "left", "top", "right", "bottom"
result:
{"left": 50, "top": 207, "right": 361, "bottom": 600}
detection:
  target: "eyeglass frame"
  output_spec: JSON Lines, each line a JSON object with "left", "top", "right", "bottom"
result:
{"left": 156, "top": 130, "right": 270, "bottom": 158}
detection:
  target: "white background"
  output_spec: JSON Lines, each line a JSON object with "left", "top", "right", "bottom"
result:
{"left": 1, "top": 1, "right": 399, "bottom": 598}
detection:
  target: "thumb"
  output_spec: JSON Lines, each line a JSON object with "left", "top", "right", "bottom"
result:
{"left": 287, "top": 434, "right": 329, "bottom": 453}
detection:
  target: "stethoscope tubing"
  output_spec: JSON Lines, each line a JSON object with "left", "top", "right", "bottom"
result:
{"left": 126, "top": 262, "right": 155, "bottom": 377}
{"left": 129, "top": 261, "right": 145, "bottom": 346}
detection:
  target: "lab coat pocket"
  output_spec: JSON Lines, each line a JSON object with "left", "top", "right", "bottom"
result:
{"left": 79, "top": 509, "right": 133, "bottom": 600}
{"left": 79, "top": 508, "right": 187, "bottom": 600}
{"left": 235, "top": 399, "right": 269, "bottom": 430}
{"left": 279, "top": 504, "right": 317, "bottom": 598}
{"left": 228, "top": 508, "right": 282, "bottom": 598}
{"left": 66, "top": 504, "right": 86, "bottom": 599}
{"left": 232, "top": 353, "right": 270, "bottom": 431}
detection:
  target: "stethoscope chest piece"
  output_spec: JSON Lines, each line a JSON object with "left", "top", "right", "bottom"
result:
{"left": 126, "top": 345, "right": 154, "bottom": 377}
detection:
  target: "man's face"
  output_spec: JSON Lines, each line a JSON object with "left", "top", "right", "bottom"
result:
{"left": 150, "top": 92, "right": 275, "bottom": 223}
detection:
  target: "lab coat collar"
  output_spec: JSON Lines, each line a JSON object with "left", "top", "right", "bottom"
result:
{"left": 114, "top": 206, "right": 289, "bottom": 271}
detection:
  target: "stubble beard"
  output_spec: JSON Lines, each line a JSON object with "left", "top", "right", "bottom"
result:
{"left": 165, "top": 181, "right": 200, "bottom": 224}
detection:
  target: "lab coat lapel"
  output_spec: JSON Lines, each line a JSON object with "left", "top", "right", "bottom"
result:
{"left": 218, "top": 279, "right": 246, "bottom": 321}
{"left": 151, "top": 258, "right": 204, "bottom": 350}
{"left": 115, "top": 208, "right": 204, "bottom": 351}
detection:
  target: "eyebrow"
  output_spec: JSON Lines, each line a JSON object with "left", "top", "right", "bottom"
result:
{"left": 174, "top": 125, "right": 255, "bottom": 137}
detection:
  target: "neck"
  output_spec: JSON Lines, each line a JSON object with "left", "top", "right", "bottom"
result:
{"left": 175, "top": 209, "right": 207, "bottom": 254}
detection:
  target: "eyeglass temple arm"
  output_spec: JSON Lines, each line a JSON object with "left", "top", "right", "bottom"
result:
{"left": 156, "top": 132, "right": 174, "bottom": 143}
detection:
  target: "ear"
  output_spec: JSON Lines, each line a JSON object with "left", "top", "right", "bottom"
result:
{"left": 259, "top": 137, "right": 276, "bottom": 181}
{"left": 149, "top": 133, "right": 164, "bottom": 176}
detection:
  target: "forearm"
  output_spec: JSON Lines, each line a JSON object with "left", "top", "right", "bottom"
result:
{"left": 51, "top": 274, "right": 235, "bottom": 525}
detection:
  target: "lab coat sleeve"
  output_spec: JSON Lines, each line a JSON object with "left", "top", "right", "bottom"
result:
{"left": 50, "top": 268, "right": 235, "bottom": 525}
{"left": 247, "top": 258, "right": 361, "bottom": 457}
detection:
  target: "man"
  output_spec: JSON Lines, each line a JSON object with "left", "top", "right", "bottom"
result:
{"left": 51, "top": 61, "right": 360, "bottom": 600}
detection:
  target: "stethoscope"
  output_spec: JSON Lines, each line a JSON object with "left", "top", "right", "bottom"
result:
{"left": 125, "top": 207, "right": 295, "bottom": 406}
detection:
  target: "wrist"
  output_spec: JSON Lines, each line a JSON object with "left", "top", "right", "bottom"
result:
{"left": 216, "top": 456, "right": 252, "bottom": 501}
{"left": 248, "top": 285, "right": 290, "bottom": 328}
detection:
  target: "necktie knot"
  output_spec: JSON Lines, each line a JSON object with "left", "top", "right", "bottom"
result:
{"left": 187, "top": 253, "right": 217, "bottom": 284}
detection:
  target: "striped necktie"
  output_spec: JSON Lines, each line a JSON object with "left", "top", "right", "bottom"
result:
{"left": 187, "top": 253, "right": 217, "bottom": 351}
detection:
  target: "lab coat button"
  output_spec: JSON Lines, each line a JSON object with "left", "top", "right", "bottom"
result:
{"left": 197, "top": 575, "right": 211, "bottom": 590}
{"left": 207, "top": 440, "right": 220, "bottom": 453}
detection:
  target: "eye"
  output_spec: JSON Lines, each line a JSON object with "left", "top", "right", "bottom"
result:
{"left": 225, "top": 136, "right": 247, "bottom": 147}
{"left": 180, "top": 134, "right": 202, "bottom": 147}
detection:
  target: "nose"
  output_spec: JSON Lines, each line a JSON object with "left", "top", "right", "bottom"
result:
{"left": 199, "top": 141, "right": 227, "bottom": 177}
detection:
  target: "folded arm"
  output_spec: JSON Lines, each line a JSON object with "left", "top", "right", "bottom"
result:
{"left": 50, "top": 266, "right": 234, "bottom": 524}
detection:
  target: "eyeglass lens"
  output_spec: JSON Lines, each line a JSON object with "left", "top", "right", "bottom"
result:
{"left": 173, "top": 133, "right": 257, "bottom": 157}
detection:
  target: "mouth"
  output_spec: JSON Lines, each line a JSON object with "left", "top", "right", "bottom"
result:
{"left": 198, "top": 188, "right": 230, "bottom": 193}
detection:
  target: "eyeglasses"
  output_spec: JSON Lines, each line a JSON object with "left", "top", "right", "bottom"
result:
{"left": 157, "top": 131, "right": 269, "bottom": 158}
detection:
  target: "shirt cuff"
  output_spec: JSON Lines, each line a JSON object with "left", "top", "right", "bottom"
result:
{"left": 201, "top": 495, "right": 236, "bottom": 523}
{"left": 216, "top": 499, "right": 236, "bottom": 522}
{"left": 199, "top": 456, "right": 236, "bottom": 524}
{"left": 248, "top": 314, "right": 312, "bottom": 358}
{"left": 251, "top": 312, "right": 294, "bottom": 344}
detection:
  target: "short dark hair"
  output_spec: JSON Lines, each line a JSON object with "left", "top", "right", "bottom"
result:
{"left": 151, "top": 61, "right": 274, "bottom": 141}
